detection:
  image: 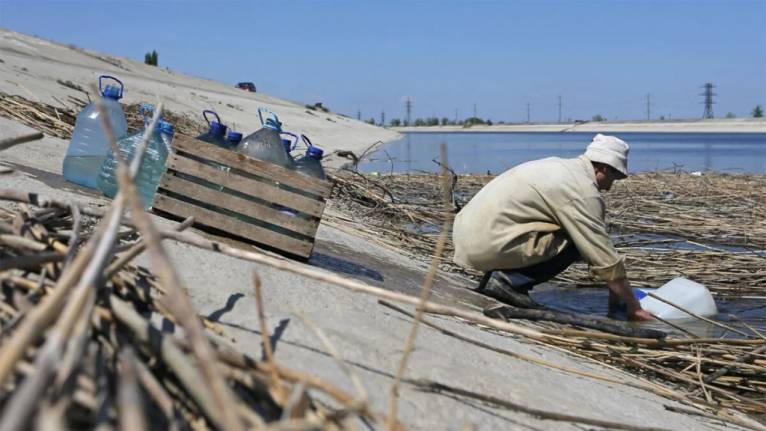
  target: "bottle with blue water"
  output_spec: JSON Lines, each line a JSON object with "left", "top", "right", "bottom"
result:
{"left": 97, "top": 120, "right": 174, "bottom": 210}
{"left": 236, "top": 108, "right": 293, "bottom": 169}
{"left": 63, "top": 75, "right": 128, "bottom": 189}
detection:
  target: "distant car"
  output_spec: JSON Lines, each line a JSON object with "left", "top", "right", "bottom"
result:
{"left": 236, "top": 82, "right": 256, "bottom": 92}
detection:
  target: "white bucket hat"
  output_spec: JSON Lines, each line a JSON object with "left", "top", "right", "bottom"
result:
{"left": 584, "top": 134, "right": 629, "bottom": 178}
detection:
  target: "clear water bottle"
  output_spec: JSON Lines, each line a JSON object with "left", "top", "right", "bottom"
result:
{"left": 97, "top": 120, "right": 174, "bottom": 209}
{"left": 236, "top": 108, "right": 293, "bottom": 169}
{"left": 270, "top": 132, "right": 301, "bottom": 217}
{"left": 281, "top": 132, "right": 299, "bottom": 164}
{"left": 63, "top": 75, "right": 128, "bottom": 189}
{"left": 289, "top": 135, "right": 327, "bottom": 220}
{"left": 197, "top": 110, "right": 228, "bottom": 148}
{"left": 294, "top": 140, "right": 327, "bottom": 181}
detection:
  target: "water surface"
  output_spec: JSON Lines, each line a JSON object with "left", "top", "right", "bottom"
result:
{"left": 361, "top": 132, "right": 766, "bottom": 174}
{"left": 360, "top": 131, "right": 766, "bottom": 333}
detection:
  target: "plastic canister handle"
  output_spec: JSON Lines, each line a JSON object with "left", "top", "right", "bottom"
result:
{"left": 300, "top": 134, "right": 314, "bottom": 149}
{"left": 98, "top": 75, "right": 124, "bottom": 99}
{"left": 139, "top": 103, "right": 155, "bottom": 124}
{"left": 257, "top": 107, "right": 280, "bottom": 128}
{"left": 202, "top": 110, "right": 222, "bottom": 126}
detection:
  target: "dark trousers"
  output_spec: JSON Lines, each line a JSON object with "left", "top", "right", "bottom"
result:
{"left": 495, "top": 244, "right": 581, "bottom": 293}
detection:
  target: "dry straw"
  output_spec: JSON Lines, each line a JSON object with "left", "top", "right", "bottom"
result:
{"left": 1, "top": 92, "right": 765, "bottom": 429}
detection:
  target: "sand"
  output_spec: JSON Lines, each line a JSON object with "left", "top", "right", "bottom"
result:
{"left": 0, "top": 30, "right": 759, "bottom": 429}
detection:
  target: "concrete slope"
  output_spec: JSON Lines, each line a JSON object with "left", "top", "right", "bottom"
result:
{"left": 2, "top": 115, "right": 758, "bottom": 430}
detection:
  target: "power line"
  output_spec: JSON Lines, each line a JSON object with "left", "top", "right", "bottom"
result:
{"left": 646, "top": 93, "right": 651, "bottom": 120}
{"left": 700, "top": 83, "right": 716, "bottom": 119}
{"left": 405, "top": 97, "right": 412, "bottom": 126}
{"left": 526, "top": 102, "right": 531, "bottom": 123}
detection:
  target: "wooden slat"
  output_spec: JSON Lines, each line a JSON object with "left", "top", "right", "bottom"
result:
{"left": 152, "top": 194, "right": 313, "bottom": 258}
{"left": 158, "top": 174, "right": 319, "bottom": 238}
{"left": 172, "top": 135, "right": 332, "bottom": 197}
{"left": 164, "top": 155, "right": 325, "bottom": 217}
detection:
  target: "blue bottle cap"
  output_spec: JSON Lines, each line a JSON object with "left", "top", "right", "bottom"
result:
{"left": 102, "top": 85, "right": 122, "bottom": 100}
{"left": 282, "top": 139, "right": 293, "bottom": 152}
{"left": 227, "top": 131, "right": 243, "bottom": 144}
{"left": 306, "top": 145, "right": 324, "bottom": 160}
{"left": 157, "top": 121, "right": 174, "bottom": 136}
{"left": 139, "top": 103, "right": 154, "bottom": 116}
{"left": 209, "top": 121, "right": 227, "bottom": 137}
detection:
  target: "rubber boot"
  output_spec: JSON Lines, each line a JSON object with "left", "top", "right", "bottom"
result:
{"left": 476, "top": 271, "right": 540, "bottom": 309}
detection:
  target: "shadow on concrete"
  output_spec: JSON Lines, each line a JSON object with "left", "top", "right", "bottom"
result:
{"left": 309, "top": 251, "right": 384, "bottom": 283}
{"left": 4, "top": 161, "right": 104, "bottom": 198}
{"left": 207, "top": 292, "right": 245, "bottom": 322}
{"left": 440, "top": 394, "right": 545, "bottom": 431}
{"left": 263, "top": 318, "right": 290, "bottom": 360}
{"left": 214, "top": 318, "right": 539, "bottom": 429}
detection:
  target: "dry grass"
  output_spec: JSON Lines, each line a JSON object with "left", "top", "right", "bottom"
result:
{"left": 327, "top": 170, "right": 766, "bottom": 298}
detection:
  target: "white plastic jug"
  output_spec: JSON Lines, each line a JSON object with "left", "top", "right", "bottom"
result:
{"left": 633, "top": 277, "right": 718, "bottom": 320}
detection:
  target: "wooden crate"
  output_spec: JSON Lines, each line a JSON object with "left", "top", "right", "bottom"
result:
{"left": 152, "top": 135, "right": 333, "bottom": 260}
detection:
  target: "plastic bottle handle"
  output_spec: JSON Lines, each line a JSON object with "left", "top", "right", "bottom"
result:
{"left": 98, "top": 75, "right": 124, "bottom": 98}
{"left": 281, "top": 132, "right": 299, "bottom": 151}
{"left": 257, "top": 107, "right": 279, "bottom": 127}
{"left": 300, "top": 134, "right": 314, "bottom": 149}
{"left": 139, "top": 103, "right": 155, "bottom": 126}
{"left": 202, "top": 110, "right": 222, "bottom": 126}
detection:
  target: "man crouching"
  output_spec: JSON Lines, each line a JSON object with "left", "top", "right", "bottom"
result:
{"left": 452, "top": 134, "right": 652, "bottom": 321}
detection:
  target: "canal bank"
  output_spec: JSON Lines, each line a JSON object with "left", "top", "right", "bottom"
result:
{"left": 393, "top": 118, "right": 766, "bottom": 134}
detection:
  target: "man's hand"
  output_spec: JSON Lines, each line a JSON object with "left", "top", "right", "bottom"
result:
{"left": 606, "top": 278, "right": 654, "bottom": 321}
{"left": 628, "top": 309, "right": 654, "bottom": 321}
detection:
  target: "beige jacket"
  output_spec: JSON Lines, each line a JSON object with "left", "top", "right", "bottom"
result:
{"left": 452, "top": 155, "right": 626, "bottom": 281}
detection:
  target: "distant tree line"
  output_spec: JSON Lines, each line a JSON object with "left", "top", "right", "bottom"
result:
{"left": 144, "top": 50, "right": 158, "bottom": 66}
{"left": 376, "top": 104, "right": 765, "bottom": 128}
{"left": 387, "top": 116, "right": 493, "bottom": 127}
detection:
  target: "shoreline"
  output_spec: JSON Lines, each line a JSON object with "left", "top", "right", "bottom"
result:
{"left": 392, "top": 118, "right": 766, "bottom": 134}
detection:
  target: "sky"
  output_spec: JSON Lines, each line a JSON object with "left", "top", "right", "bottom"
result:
{"left": 1, "top": 0, "right": 765, "bottom": 123}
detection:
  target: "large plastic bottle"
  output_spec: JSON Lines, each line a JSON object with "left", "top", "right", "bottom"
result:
{"left": 63, "top": 75, "right": 128, "bottom": 189}
{"left": 633, "top": 277, "right": 718, "bottom": 320}
{"left": 281, "top": 132, "right": 299, "bottom": 164}
{"left": 97, "top": 120, "right": 174, "bottom": 209}
{"left": 236, "top": 108, "right": 293, "bottom": 168}
{"left": 197, "top": 110, "right": 229, "bottom": 149}
{"left": 290, "top": 136, "right": 327, "bottom": 220}
{"left": 294, "top": 139, "right": 327, "bottom": 181}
